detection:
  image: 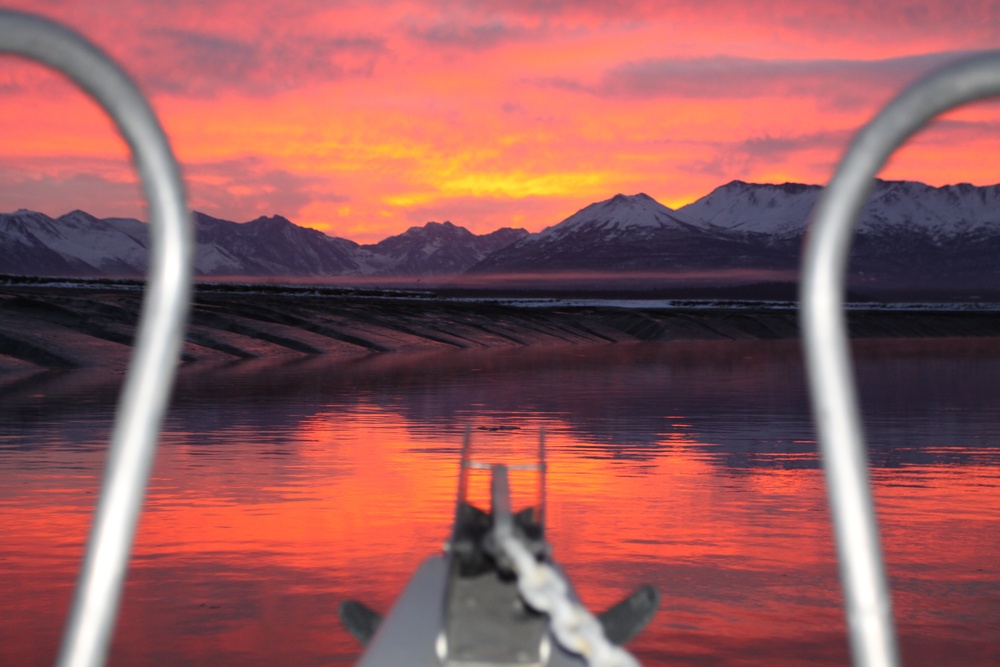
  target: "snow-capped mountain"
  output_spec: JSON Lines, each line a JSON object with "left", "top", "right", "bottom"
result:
{"left": 471, "top": 192, "right": 784, "bottom": 274}
{"left": 0, "top": 210, "right": 525, "bottom": 278}
{"left": 674, "top": 179, "right": 1000, "bottom": 287}
{"left": 192, "top": 212, "right": 363, "bottom": 275}
{"left": 0, "top": 209, "right": 151, "bottom": 276}
{"left": 678, "top": 179, "right": 1000, "bottom": 241}
{"left": 471, "top": 180, "right": 1000, "bottom": 289}
{"left": 535, "top": 193, "right": 695, "bottom": 240}
{"left": 4, "top": 178, "right": 1000, "bottom": 289}
{"left": 676, "top": 182, "right": 822, "bottom": 238}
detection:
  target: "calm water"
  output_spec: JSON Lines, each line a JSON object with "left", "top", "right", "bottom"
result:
{"left": 1, "top": 340, "right": 998, "bottom": 666}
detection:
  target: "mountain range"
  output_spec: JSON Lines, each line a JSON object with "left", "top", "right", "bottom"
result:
{"left": 473, "top": 181, "right": 1000, "bottom": 288}
{"left": 0, "top": 209, "right": 528, "bottom": 279}
{"left": 3, "top": 179, "right": 1000, "bottom": 289}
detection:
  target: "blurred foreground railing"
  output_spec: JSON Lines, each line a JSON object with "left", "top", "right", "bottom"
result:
{"left": 800, "top": 51, "right": 1000, "bottom": 667}
{"left": 0, "top": 9, "right": 194, "bottom": 667}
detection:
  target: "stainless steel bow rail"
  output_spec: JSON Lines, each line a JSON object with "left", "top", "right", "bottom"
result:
{"left": 0, "top": 9, "right": 194, "bottom": 667}
{"left": 800, "top": 51, "right": 1000, "bottom": 667}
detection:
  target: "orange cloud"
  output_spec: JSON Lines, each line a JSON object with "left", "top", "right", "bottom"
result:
{"left": 1, "top": 0, "right": 999, "bottom": 244}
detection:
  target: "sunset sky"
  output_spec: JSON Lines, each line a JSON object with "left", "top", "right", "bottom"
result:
{"left": 1, "top": 0, "right": 999, "bottom": 243}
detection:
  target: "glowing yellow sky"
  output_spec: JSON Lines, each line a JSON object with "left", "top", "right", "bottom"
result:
{"left": 1, "top": 1, "right": 999, "bottom": 242}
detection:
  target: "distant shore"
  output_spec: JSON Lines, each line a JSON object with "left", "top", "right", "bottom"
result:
{"left": 3, "top": 282, "right": 1000, "bottom": 372}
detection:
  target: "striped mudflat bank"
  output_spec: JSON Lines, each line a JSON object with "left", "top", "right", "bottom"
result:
{"left": 3, "top": 283, "right": 1000, "bottom": 372}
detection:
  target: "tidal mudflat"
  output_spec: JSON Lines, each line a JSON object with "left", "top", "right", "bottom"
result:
{"left": 4, "top": 283, "right": 1000, "bottom": 372}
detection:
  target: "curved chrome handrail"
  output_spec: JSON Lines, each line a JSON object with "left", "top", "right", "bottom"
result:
{"left": 800, "top": 51, "right": 1000, "bottom": 667}
{"left": 0, "top": 10, "right": 194, "bottom": 667}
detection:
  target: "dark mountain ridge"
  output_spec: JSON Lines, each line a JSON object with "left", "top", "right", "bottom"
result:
{"left": 470, "top": 179, "right": 1000, "bottom": 291}
{"left": 0, "top": 209, "right": 527, "bottom": 278}
{"left": 3, "top": 178, "right": 999, "bottom": 292}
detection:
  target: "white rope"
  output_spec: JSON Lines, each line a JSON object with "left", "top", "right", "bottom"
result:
{"left": 495, "top": 531, "right": 641, "bottom": 667}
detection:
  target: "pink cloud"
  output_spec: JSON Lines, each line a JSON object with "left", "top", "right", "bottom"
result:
{"left": 545, "top": 51, "right": 990, "bottom": 107}
{"left": 1, "top": 0, "right": 999, "bottom": 244}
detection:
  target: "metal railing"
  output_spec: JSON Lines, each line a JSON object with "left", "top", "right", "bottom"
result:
{"left": 800, "top": 51, "right": 1000, "bottom": 667}
{"left": 0, "top": 9, "right": 194, "bottom": 667}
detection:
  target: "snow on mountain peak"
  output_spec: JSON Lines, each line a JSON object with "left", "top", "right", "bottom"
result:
{"left": 862, "top": 180, "right": 1000, "bottom": 238}
{"left": 6, "top": 178, "right": 1000, "bottom": 281}
{"left": 534, "top": 192, "right": 689, "bottom": 242}
{"left": 677, "top": 181, "right": 822, "bottom": 237}
{"left": 677, "top": 179, "right": 1000, "bottom": 240}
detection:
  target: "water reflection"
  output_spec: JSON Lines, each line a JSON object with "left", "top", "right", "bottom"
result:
{"left": 0, "top": 340, "right": 998, "bottom": 665}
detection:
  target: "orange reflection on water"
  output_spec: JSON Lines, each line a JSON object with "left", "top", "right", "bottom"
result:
{"left": 121, "top": 418, "right": 945, "bottom": 665}
{"left": 2, "top": 341, "right": 999, "bottom": 666}
{"left": 140, "top": 415, "right": 465, "bottom": 587}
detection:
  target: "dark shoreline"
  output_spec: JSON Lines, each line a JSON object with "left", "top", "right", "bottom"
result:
{"left": 3, "top": 284, "right": 1000, "bottom": 372}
